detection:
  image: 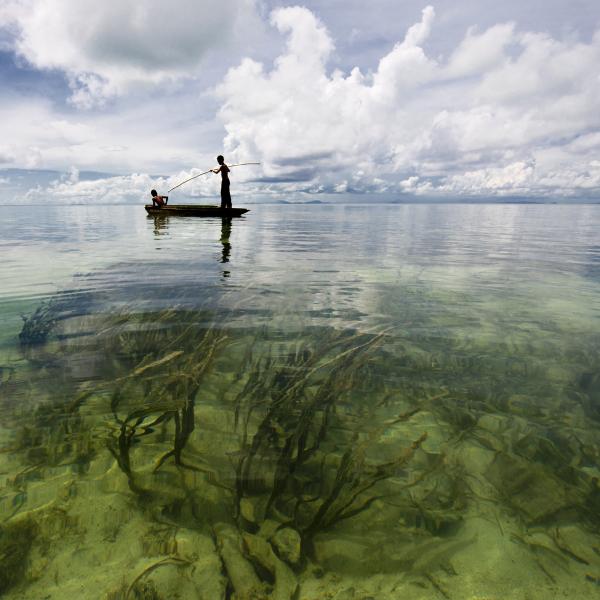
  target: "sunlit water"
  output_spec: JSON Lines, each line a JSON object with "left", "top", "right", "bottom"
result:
{"left": 2, "top": 203, "right": 600, "bottom": 599}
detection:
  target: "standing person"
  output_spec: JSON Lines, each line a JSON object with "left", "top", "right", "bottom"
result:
{"left": 212, "top": 155, "right": 232, "bottom": 209}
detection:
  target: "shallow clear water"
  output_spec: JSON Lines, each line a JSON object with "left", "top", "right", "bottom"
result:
{"left": 2, "top": 203, "right": 600, "bottom": 599}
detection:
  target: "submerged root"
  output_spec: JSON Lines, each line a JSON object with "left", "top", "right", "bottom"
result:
{"left": 214, "top": 523, "right": 269, "bottom": 599}
{"left": 242, "top": 532, "right": 299, "bottom": 600}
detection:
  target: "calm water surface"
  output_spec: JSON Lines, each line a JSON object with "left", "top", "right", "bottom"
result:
{"left": 1, "top": 203, "right": 600, "bottom": 599}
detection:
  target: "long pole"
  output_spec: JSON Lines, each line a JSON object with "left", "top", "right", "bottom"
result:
{"left": 167, "top": 162, "right": 261, "bottom": 193}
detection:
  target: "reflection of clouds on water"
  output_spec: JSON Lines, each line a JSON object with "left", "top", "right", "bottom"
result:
{"left": 232, "top": 203, "right": 600, "bottom": 287}
{"left": 583, "top": 246, "right": 600, "bottom": 283}
{"left": 3, "top": 204, "right": 600, "bottom": 334}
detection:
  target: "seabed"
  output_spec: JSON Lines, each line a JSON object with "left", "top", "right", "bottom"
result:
{"left": 1, "top": 270, "right": 600, "bottom": 600}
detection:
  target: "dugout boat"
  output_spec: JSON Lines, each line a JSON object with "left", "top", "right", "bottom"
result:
{"left": 145, "top": 204, "right": 249, "bottom": 217}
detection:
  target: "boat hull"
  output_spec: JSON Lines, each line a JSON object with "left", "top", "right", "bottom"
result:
{"left": 145, "top": 204, "right": 249, "bottom": 217}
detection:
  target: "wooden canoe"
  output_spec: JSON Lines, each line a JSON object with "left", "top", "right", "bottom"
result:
{"left": 145, "top": 204, "right": 249, "bottom": 217}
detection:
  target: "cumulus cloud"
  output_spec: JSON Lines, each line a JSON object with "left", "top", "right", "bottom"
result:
{"left": 22, "top": 172, "right": 160, "bottom": 203}
{"left": 216, "top": 5, "right": 600, "bottom": 198}
{"left": 16, "top": 165, "right": 245, "bottom": 204}
{"left": 0, "top": 94, "right": 220, "bottom": 174}
{"left": 1, "top": 0, "right": 258, "bottom": 107}
{"left": 0, "top": 146, "right": 16, "bottom": 164}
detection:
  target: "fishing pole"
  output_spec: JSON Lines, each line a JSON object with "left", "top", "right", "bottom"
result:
{"left": 167, "top": 162, "right": 261, "bottom": 193}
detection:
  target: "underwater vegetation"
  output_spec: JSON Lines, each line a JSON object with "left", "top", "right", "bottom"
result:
{"left": 2, "top": 285, "right": 600, "bottom": 599}
{"left": 0, "top": 518, "right": 37, "bottom": 594}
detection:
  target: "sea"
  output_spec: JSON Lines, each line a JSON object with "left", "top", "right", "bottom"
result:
{"left": 1, "top": 202, "right": 600, "bottom": 599}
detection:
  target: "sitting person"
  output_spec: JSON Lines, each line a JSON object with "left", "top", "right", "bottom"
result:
{"left": 150, "top": 189, "right": 168, "bottom": 208}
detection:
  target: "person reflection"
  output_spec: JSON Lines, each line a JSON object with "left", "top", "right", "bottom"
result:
{"left": 220, "top": 217, "right": 232, "bottom": 277}
{"left": 152, "top": 214, "right": 170, "bottom": 237}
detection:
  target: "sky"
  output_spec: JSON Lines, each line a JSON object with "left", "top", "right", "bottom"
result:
{"left": 0, "top": 0, "right": 599, "bottom": 203}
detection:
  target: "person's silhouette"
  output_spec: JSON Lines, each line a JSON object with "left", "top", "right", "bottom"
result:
{"left": 212, "top": 156, "right": 232, "bottom": 209}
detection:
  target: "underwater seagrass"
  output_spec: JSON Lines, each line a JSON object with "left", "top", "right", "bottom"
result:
{"left": 5, "top": 283, "right": 600, "bottom": 599}
{"left": 6, "top": 299, "right": 470, "bottom": 596}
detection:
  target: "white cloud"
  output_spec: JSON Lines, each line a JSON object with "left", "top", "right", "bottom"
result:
{"left": 1, "top": 0, "right": 259, "bottom": 106}
{"left": 3, "top": 2, "right": 600, "bottom": 201}
{"left": 22, "top": 172, "right": 161, "bottom": 204}
{"left": 17, "top": 164, "right": 250, "bottom": 204}
{"left": 216, "top": 5, "right": 600, "bottom": 198}
{"left": 0, "top": 146, "right": 16, "bottom": 164}
{"left": 445, "top": 23, "right": 515, "bottom": 78}
{"left": 0, "top": 94, "right": 220, "bottom": 174}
